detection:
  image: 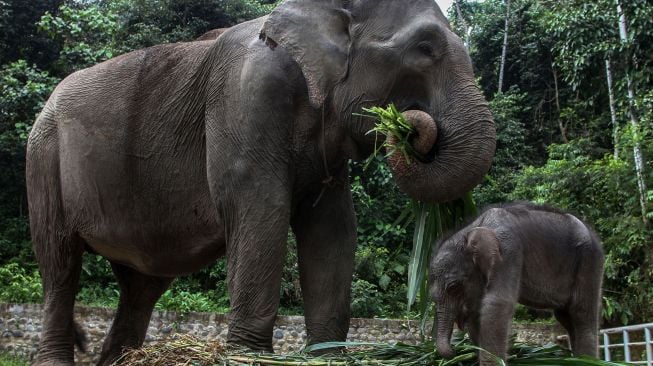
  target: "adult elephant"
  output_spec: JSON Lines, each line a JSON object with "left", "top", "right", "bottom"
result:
{"left": 26, "top": 0, "right": 495, "bottom": 364}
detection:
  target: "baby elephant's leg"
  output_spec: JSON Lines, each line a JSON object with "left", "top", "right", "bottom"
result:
{"left": 568, "top": 308, "right": 599, "bottom": 357}
{"left": 553, "top": 309, "right": 575, "bottom": 350}
{"left": 568, "top": 249, "right": 603, "bottom": 358}
{"left": 478, "top": 295, "right": 516, "bottom": 366}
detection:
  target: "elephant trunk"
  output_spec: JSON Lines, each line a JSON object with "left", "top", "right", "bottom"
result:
{"left": 435, "top": 302, "right": 456, "bottom": 359}
{"left": 386, "top": 110, "right": 437, "bottom": 158}
{"left": 386, "top": 83, "right": 495, "bottom": 203}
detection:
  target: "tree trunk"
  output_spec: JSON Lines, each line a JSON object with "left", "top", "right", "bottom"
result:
{"left": 551, "top": 64, "right": 568, "bottom": 143}
{"left": 616, "top": 0, "right": 648, "bottom": 223}
{"left": 454, "top": 0, "right": 471, "bottom": 50}
{"left": 497, "top": 0, "right": 510, "bottom": 94}
{"left": 604, "top": 59, "right": 620, "bottom": 159}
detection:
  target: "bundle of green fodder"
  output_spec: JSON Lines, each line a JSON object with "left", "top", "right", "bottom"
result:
{"left": 113, "top": 335, "right": 627, "bottom": 366}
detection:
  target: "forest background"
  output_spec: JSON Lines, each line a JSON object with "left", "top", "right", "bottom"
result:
{"left": 0, "top": 0, "right": 651, "bottom": 327}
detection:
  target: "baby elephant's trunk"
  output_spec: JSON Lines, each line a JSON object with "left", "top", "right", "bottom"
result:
{"left": 435, "top": 305, "right": 456, "bottom": 359}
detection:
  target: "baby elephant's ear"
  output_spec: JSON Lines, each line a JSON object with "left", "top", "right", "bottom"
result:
{"left": 464, "top": 227, "right": 502, "bottom": 286}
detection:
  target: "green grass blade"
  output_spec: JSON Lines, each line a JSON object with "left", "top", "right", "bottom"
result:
{"left": 391, "top": 204, "right": 413, "bottom": 228}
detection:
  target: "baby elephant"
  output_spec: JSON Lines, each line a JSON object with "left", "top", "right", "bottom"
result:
{"left": 429, "top": 202, "right": 604, "bottom": 365}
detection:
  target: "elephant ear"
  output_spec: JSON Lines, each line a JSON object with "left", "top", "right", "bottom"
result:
{"left": 464, "top": 227, "right": 502, "bottom": 286}
{"left": 260, "top": 0, "right": 351, "bottom": 108}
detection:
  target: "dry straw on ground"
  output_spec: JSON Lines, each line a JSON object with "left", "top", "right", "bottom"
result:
{"left": 112, "top": 335, "right": 629, "bottom": 366}
{"left": 113, "top": 334, "right": 225, "bottom": 366}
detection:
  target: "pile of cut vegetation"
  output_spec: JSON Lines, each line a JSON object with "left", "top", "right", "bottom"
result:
{"left": 112, "top": 335, "right": 224, "bottom": 365}
{"left": 113, "top": 335, "right": 627, "bottom": 366}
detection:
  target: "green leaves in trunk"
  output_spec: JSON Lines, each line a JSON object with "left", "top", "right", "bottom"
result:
{"left": 360, "top": 103, "right": 417, "bottom": 164}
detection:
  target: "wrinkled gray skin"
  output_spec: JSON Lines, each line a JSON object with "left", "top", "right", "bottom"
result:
{"left": 430, "top": 203, "right": 604, "bottom": 365}
{"left": 195, "top": 28, "right": 229, "bottom": 41}
{"left": 27, "top": 0, "right": 495, "bottom": 364}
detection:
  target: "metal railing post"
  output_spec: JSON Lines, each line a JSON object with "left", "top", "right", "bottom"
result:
{"left": 600, "top": 322, "right": 653, "bottom": 363}
{"left": 645, "top": 327, "right": 652, "bottom": 366}
{"left": 624, "top": 329, "right": 631, "bottom": 362}
{"left": 603, "top": 332, "right": 612, "bottom": 361}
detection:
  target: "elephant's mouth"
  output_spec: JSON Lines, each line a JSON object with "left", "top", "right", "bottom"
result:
{"left": 456, "top": 311, "right": 467, "bottom": 330}
{"left": 397, "top": 102, "right": 429, "bottom": 113}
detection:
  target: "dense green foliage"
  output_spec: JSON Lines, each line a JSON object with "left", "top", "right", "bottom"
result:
{"left": 0, "top": 353, "right": 28, "bottom": 366}
{"left": 0, "top": 0, "right": 651, "bottom": 328}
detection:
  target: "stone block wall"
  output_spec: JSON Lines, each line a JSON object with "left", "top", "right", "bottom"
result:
{"left": 0, "top": 303, "right": 563, "bottom": 364}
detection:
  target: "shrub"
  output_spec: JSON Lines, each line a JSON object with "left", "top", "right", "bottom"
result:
{"left": 0, "top": 263, "right": 42, "bottom": 303}
{"left": 155, "top": 289, "right": 226, "bottom": 314}
{"left": 350, "top": 279, "right": 384, "bottom": 318}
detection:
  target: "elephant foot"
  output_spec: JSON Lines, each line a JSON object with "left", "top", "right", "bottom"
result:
{"left": 33, "top": 359, "right": 75, "bottom": 366}
{"left": 226, "top": 339, "right": 274, "bottom": 354}
{"left": 305, "top": 345, "right": 347, "bottom": 356}
{"left": 227, "top": 322, "right": 275, "bottom": 353}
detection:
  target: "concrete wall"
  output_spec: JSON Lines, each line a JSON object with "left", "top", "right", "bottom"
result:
{"left": 0, "top": 303, "right": 563, "bottom": 364}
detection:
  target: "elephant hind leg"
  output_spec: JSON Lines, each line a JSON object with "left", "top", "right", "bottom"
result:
{"left": 31, "top": 234, "right": 85, "bottom": 366}
{"left": 554, "top": 309, "right": 575, "bottom": 350}
{"left": 28, "top": 112, "right": 85, "bottom": 366}
{"left": 567, "top": 243, "right": 603, "bottom": 358}
{"left": 74, "top": 320, "right": 88, "bottom": 352}
{"left": 567, "top": 295, "right": 600, "bottom": 358}
{"left": 567, "top": 309, "right": 599, "bottom": 358}
{"left": 98, "top": 262, "right": 172, "bottom": 366}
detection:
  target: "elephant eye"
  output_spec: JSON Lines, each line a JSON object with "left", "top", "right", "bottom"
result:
{"left": 417, "top": 41, "right": 436, "bottom": 57}
{"left": 447, "top": 283, "right": 463, "bottom": 296}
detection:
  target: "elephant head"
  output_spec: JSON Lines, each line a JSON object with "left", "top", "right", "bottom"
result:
{"left": 261, "top": 0, "right": 495, "bottom": 203}
{"left": 429, "top": 227, "right": 502, "bottom": 359}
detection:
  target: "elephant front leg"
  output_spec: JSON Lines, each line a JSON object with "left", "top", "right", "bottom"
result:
{"left": 291, "top": 179, "right": 356, "bottom": 346}
{"left": 223, "top": 188, "right": 292, "bottom": 352}
{"left": 477, "top": 295, "right": 516, "bottom": 366}
{"left": 466, "top": 313, "right": 481, "bottom": 345}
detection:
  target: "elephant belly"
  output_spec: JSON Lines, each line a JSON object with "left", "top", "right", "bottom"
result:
{"left": 68, "top": 184, "right": 227, "bottom": 277}
{"left": 59, "top": 137, "right": 226, "bottom": 277}
{"left": 83, "top": 227, "right": 225, "bottom": 277}
{"left": 70, "top": 177, "right": 225, "bottom": 277}
{"left": 518, "top": 283, "right": 570, "bottom": 310}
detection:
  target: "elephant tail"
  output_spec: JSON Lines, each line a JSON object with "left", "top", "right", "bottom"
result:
{"left": 74, "top": 320, "right": 88, "bottom": 353}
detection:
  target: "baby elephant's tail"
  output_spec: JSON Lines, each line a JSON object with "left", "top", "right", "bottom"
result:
{"left": 74, "top": 320, "right": 88, "bottom": 353}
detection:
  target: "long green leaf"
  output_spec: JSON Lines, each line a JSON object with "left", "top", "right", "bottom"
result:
{"left": 406, "top": 194, "right": 480, "bottom": 340}
{"left": 407, "top": 200, "right": 429, "bottom": 310}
